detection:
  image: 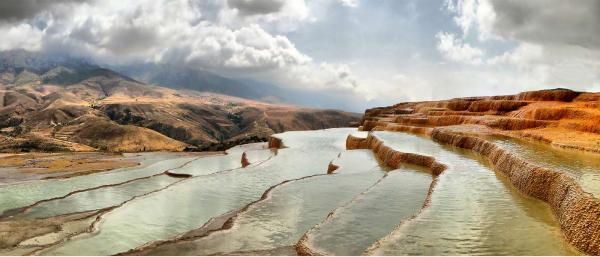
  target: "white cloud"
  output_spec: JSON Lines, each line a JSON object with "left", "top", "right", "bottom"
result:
{"left": 439, "top": 0, "right": 600, "bottom": 96}
{"left": 436, "top": 32, "right": 484, "bottom": 64}
{"left": 338, "top": 0, "right": 359, "bottom": 8}
{"left": 0, "top": 23, "right": 42, "bottom": 51}
{"left": 0, "top": 0, "right": 379, "bottom": 111}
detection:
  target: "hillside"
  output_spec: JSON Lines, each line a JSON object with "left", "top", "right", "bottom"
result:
{"left": 0, "top": 51, "right": 359, "bottom": 152}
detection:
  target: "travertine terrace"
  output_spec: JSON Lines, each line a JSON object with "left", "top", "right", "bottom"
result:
{"left": 355, "top": 88, "right": 600, "bottom": 255}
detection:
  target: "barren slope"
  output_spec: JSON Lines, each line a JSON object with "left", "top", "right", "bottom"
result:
{"left": 0, "top": 62, "right": 359, "bottom": 152}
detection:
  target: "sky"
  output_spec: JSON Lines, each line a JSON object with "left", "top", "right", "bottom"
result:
{"left": 0, "top": 0, "right": 598, "bottom": 112}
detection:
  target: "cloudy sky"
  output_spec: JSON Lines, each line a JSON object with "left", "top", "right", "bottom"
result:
{"left": 0, "top": 0, "right": 598, "bottom": 111}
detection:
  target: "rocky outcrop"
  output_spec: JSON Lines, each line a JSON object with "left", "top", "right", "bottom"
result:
{"left": 268, "top": 136, "right": 284, "bottom": 149}
{"left": 356, "top": 88, "right": 600, "bottom": 255}
{"left": 241, "top": 152, "right": 250, "bottom": 168}
{"left": 326, "top": 162, "right": 339, "bottom": 174}
{"left": 362, "top": 88, "right": 600, "bottom": 153}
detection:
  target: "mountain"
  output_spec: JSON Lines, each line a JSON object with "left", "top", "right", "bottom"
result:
{"left": 0, "top": 50, "right": 360, "bottom": 152}
{"left": 115, "top": 64, "right": 270, "bottom": 101}
{"left": 114, "top": 63, "right": 362, "bottom": 110}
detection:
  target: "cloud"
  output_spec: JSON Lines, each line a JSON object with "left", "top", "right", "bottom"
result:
{"left": 0, "top": 0, "right": 374, "bottom": 109}
{"left": 338, "top": 0, "right": 359, "bottom": 8}
{"left": 227, "top": 0, "right": 285, "bottom": 16}
{"left": 490, "top": 0, "right": 600, "bottom": 49}
{"left": 445, "top": 0, "right": 600, "bottom": 48}
{"left": 0, "top": 0, "right": 85, "bottom": 23}
{"left": 436, "top": 32, "right": 484, "bottom": 64}
{"left": 441, "top": 0, "right": 600, "bottom": 95}
{"left": 0, "top": 23, "right": 43, "bottom": 51}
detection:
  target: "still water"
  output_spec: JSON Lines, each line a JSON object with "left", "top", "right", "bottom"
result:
{"left": 490, "top": 136, "right": 600, "bottom": 197}
{"left": 367, "top": 131, "right": 579, "bottom": 255}
{"left": 0, "top": 128, "right": 582, "bottom": 255}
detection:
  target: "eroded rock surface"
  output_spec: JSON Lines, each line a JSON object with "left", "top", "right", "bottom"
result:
{"left": 357, "top": 88, "right": 600, "bottom": 255}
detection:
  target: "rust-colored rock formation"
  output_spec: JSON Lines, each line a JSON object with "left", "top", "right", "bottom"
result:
{"left": 326, "top": 162, "right": 339, "bottom": 174}
{"left": 346, "top": 134, "right": 446, "bottom": 176}
{"left": 361, "top": 88, "right": 600, "bottom": 152}
{"left": 241, "top": 152, "right": 250, "bottom": 168}
{"left": 357, "top": 88, "right": 600, "bottom": 255}
{"left": 268, "top": 136, "right": 283, "bottom": 149}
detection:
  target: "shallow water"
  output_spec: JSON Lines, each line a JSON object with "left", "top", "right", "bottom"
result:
{"left": 242, "top": 148, "right": 276, "bottom": 164}
{"left": 151, "top": 172, "right": 385, "bottom": 255}
{"left": 13, "top": 149, "right": 273, "bottom": 219}
{"left": 330, "top": 149, "right": 384, "bottom": 174}
{"left": 0, "top": 156, "right": 196, "bottom": 215}
{"left": 41, "top": 129, "right": 353, "bottom": 255}
{"left": 306, "top": 167, "right": 432, "bottom": 255}
{"left": 16, "top": 175, "right": 183, "bottom": 219}
{"left": 367, "top": 131, "right": 579, "bottom": 255}
{"left": 490, "top": 136, "right": 600, "bottom": 197}
{"left": 141, "top": 149, "right": 388, "bottom": 255}
{"left": 0, "top": 128, "right": 586, "bottom": 256}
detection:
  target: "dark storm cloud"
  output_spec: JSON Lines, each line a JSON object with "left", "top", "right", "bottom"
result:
{"left": 227, "top": 0, "right": 284, "bottom": 16}
{"left": 102, "top": 25, "right": 160, "bottom": 55}
{"left": 0, "top": 0, "right": 87, "bottom": 23}
{"left": 489, "top": 0, "right": 600, "bottom": 49}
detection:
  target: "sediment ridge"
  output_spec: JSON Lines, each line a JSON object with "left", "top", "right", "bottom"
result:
{"left": 292, "top": 133, "right": 446, "bottom": 256}
{"left": 356, "top": 88, "right": 600, "bottom": 254}
{"left": 430, "top": 128, "right": 600, "bottom": 254}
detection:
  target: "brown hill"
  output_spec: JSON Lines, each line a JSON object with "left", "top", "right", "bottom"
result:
{"left": 0, "top": 69, "right": 359, "bottom": 152}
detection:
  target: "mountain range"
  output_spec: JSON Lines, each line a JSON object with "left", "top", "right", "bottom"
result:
{"left": 0, "top": 50, "right": 360, "bottom": 152}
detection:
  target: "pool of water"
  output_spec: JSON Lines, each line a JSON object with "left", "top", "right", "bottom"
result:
{"left": 1, "top": 128, "right": 586, "bottom": 256}
{"left": 12, "top": 148, "right": 274, "bottom": 220}
{"left": 139, "top": 149, "right": 388, "bottom": 255}
{"left": 40, "top": 129, "right": 354, "bottom": 255}
{"left": 0, "top": 156, "right": 197, "bottom": 215}
{"left": 367, "top": 131, "right": 579, "bottom": 255}
{"left": 490, "top": 136, "right": 600, "bottom": 197}
{"left": 330, "top": 149, "right": 384, "bottom": 174}
{"left": 305, "top": 166, "right": 432, "bottom": 255}
{"left": 16, "top": 175, "right": 183, "bottom": 219}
